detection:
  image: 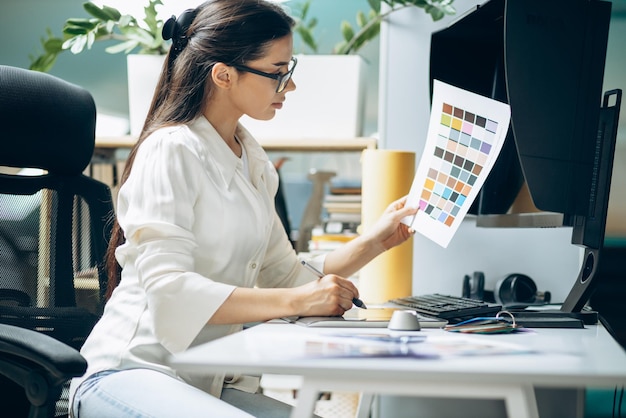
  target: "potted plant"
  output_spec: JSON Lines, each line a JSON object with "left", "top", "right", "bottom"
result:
{"left": 29, "top": 0, "right": 166, "bottom": 72}
{"left": 294, "top": 0, "right": 455, "bottom": 55}
{"left": 29, "top": 0, "right": 168, "bottom": 136}
{"left": 240, "top": 0, "right": 455, "bottom": 141}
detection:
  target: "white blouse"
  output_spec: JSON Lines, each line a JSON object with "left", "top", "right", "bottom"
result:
{"left": 70, "top": 116, "right": 320, "bottom": 402}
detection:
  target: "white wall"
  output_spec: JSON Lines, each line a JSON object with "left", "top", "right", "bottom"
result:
{"left": 377, "top": 1, "right": 588, "bottom": 301}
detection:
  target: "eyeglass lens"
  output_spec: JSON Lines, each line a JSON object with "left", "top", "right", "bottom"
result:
{"left": 277, "top": 58, "right": 297, "bottom": 93}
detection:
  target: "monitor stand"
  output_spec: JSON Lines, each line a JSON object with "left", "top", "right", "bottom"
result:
{"left": 504, "top": 247, "right": 601, "bottom": 328}
{"left": 507, "top": 307, "right": 597, "bottom": 328}
{"left": 506, "top": 247, "right": 600, "bottom": 328}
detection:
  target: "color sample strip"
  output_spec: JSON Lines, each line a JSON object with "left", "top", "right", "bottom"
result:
{"left": 419, "top": 103, "right": 498, "bottom": 227}
{"left": 402, "top": 80, "right": 511, "bottom": 248}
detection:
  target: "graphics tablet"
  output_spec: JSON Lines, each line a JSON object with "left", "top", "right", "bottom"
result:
{"left": 294, "top": 308, "right": 447, "bottom": 328}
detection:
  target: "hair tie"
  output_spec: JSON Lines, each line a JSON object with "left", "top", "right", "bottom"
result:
{"left": 162, "top": 8, "right": 198, "bottom": 54}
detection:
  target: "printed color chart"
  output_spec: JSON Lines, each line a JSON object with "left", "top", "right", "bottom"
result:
{"left": 403, "top": 81, "right": 511, "bottom": 247}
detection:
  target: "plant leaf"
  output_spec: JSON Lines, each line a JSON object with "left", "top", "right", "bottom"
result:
{"left": 101, "top": 5, "right": 122, "bottom": 21}
{"left": 340, "top": 21, "right": 355, "bottom": 43}
{"left": 368, "top": 0, "right": 382, "bottom": 14}
{"left": 143, "top": 0, "right": 163, "bottom": 37}
{"left": 356, "top": 10, "right": 367, "bottom": 28}
{"left": 119, "top": 14, "right": 135, "bottom": 28}
{"left": 29, "top": 32, "right": 65, "bottom": 71}
{"left": 62, "top": 26, "right": 90, "bottom": 36}
{"left": 121, "top": 26, "right": 155, "bottom": 46}
{"left": 43, "top": 37, "right": 64, "bottom": 53}
{"left": 65, "top": 35, "right": 88, "bottom": 54}
{"left": 442, "top": 4, "right": 456, "bottom": 14}
{"left": 334, "top": 40, "right": 348, "bottom": 55}
{"left": 64, "top": 18, "right": 98, "bottom": 30}
{"left": 86, "top": 30, "right": 96, "bottom": 49}
{"left": 296, "top": 27, "right": 317, "bottom": 53}
{"left": 301, "top": 0, "right": 310, "bottom": 18}
{"left": 105, "top": 39, "right": 138, "bottom": 54}
{"left": 83, "top": 2, "right": 120, "bottom": 21}
{"left": 29, "top": 53, "right": 58, "bottom": 72}
{"left": 429, "top": 8, "right": 445, "bottom": 21}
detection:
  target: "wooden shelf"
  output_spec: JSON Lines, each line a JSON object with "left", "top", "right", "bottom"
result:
{"left": 95, "top": 136, "right": 377, "bottom": 152}
{"left": 259, "top": 137, "right": 377, "bottom": 151}
{"left": 95, "top": 135, "right": 136, "bottom": 149}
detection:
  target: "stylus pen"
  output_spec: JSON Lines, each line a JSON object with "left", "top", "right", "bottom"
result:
{"left": 300, "top": 260, "right": 367, "bottom": 309}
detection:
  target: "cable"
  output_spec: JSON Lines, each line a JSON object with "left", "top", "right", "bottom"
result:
{"left": 599, "top": 315, "right": 619, "bottom": 343}
{"left": 601, "top": 315, "right": 625, "bottom": 418}
{"left": 614, "top": 386, "right": 625, "bottom": 418}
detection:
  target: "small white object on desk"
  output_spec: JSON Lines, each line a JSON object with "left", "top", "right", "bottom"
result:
{"left": 387, "top": 310, "right": 421, "bottom": 331}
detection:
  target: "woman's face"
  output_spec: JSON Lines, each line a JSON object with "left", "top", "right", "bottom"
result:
{"left": 231, "top": 34, "right": 296, "bottom": 121}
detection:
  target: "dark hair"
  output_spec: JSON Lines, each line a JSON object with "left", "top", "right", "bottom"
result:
{"left": 105, "top": 0, "right": 295, "bottom": 299}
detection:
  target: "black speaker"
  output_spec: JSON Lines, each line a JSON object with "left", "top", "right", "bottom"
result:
{"left": 462, "top": 271, "right": 485, "bottom": 300}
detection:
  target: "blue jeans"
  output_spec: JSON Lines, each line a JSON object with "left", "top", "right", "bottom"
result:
{"left": 72, "top": 369, "right": 294, "bottom": 418}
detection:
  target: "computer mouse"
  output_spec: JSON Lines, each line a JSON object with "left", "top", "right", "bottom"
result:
{"left": 387, "top": 310, "right": 421, "bottom": 331}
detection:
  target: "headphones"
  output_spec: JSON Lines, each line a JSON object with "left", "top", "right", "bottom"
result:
{"left": 462, "top": 271, "right": 551, "bottom": 307}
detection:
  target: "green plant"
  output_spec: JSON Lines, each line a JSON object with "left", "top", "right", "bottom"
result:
{"left": 293, "top": 0, "right": 456, "bottom": 55}
{"left": 29, "top": 0, "right": 167, "bottom": 72}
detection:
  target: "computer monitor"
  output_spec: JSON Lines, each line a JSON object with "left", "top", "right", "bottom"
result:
{"left": 429, "top": 0, "right": 621, "bottom": 314}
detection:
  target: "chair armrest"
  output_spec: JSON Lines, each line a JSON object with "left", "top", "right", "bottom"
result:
{"left": 0, "top": 289, "right": 32, "bottom": 306}
{"left": 0, "top": 323, "right": 87, "bottom": 389}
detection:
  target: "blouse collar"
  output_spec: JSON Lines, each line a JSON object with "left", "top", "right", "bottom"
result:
{"left": 188, "top": 116, "right": 269, "bottom": 187}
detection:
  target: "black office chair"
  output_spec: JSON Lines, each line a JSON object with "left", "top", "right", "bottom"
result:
{"left": 0, "top": 65, "right": 114, "bottom": 417}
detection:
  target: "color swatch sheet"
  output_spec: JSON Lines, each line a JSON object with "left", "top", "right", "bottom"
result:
{"left": 404, "top": 80, "right": 511, "bottom": 248}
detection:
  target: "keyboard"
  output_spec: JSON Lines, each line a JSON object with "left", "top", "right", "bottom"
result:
{"left": 390, "top": 293, "right": 502, "bottom": 324}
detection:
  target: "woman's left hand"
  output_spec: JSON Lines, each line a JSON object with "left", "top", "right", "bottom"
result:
{"left": 363, "top": 196, "right": 418, "bottom": 252}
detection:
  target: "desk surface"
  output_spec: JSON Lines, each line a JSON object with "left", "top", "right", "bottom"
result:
{"left": 169, "top": 322, "right": 626, "bottom": 389}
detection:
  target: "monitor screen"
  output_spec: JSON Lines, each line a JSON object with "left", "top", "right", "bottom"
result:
{"left": 429, "top": 0, "right": 620, "bottom": 313}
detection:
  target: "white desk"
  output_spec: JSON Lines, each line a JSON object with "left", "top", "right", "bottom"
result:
{"left": 168, "top": 323, "right": 626, "bottom": 418}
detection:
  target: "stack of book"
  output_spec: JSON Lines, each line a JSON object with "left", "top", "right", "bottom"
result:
{"left": 308, "top": 187, "right": 362, "bottom": 252}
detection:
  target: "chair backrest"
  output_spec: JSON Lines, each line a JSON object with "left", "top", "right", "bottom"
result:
{"left": 0, "top": 65, "right": 114, "bottom": 349}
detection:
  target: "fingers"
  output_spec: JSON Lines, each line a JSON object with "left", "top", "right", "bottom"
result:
{"left": 386, "top": 196, "right": 408, "bottom": 212}
{"left": 321, "top": 274, "right": 359, "bottom": 298}
{"left": 319, "top": 274, "right": 358, "bottom": 311}
{"left": 395, "top": 204, "right": 419, "bottom": 219}
{"left": 387, "top": 196, "right": 418, "bottom": 216}
{"left": 383, "top": 198, "right": 418, "bottom": 224}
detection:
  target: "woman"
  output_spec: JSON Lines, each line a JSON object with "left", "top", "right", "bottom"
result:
{"left": 70, "top": 0, "right": 418, "bottom": 416}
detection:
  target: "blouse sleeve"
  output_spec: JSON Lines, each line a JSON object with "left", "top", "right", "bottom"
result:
{"left": 255, "top": 211, "right": 324, "bottom": 289}
{"left": 117, "top": 133, "right": 235, "bottom": 353}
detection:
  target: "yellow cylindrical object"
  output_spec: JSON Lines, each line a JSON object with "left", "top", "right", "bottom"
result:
{"left": 359, "top": 149, "right": 415, "bottom": 304}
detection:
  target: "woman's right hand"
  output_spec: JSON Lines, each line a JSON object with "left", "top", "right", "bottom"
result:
{"left": 292, "top": 274, "right": 359, "bottom": 317}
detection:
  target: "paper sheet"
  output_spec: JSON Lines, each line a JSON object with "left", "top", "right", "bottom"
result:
{"left": 403, "top": 80, "right": 511, "bottom": 248}
{"left": 243, "top": 330, "right": 536, "bottom": 361}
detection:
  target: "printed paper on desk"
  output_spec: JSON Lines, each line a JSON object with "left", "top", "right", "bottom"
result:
{"left": 403, "top": 80, "right": 511, "bottom": 248}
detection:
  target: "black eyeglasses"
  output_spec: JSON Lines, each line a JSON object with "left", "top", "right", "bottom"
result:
{"left": 232, "top": 57, "right": 297, "bottom": 93}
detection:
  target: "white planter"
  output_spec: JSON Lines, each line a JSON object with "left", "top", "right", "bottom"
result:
{"left": 127, "top": 54, "right": 166, "bottom": 137}
{"left": 240, "top": 55, "right": 367, "bottom": 140}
